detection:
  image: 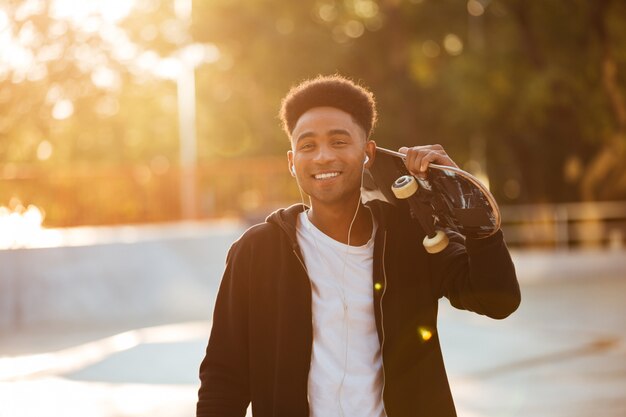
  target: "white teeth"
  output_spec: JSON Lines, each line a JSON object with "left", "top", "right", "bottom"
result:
{"left": 314, "top": 172, "right": 339, "bottom": 180}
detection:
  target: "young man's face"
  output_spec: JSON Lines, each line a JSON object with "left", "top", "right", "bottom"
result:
{"left": 287, "top": 106, "right": 375, "bottom": 209}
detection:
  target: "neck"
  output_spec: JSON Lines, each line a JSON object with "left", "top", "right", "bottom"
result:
{"left": 307, "top": 197, "right": 372, "bottom": 246}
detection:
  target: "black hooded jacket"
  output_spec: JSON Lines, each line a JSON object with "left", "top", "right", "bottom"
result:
{"left": 197, "top": 200, "right": 520, "bottom": 417}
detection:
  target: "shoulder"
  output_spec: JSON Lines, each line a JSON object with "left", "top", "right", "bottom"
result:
{"left": 365, "top": 198, "right": 407, "bottom": 222}
{"left": 366, "top": 198, "right": 418, "bottom": 234}
{"left": 242, "top": 221, "right": 282, "bottom": 240}
{"left": 232, "top": 221, "right": 281, "bottom": 248}
{"left": 226, "top": 204, "right": 302, "bottom": 261}
{"left": 227, "top": 221, "right": 290, "bottom": 262}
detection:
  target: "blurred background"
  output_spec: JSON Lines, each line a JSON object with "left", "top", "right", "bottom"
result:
{"left": 1, "top": 0, "right": 625, "bottom": 416}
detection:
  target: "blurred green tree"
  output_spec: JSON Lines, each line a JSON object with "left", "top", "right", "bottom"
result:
{"left": 190, "top": 0, "right": 626, "bottom": 203}
{"left": 2, "top": 0, "right": 626, "bottom": 227}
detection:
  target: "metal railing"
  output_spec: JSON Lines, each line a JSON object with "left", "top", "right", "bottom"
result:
{"left": 500, "top": 201, "right": 626, "bottom": 249}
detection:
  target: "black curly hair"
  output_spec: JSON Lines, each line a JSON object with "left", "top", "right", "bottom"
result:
{"left": 279, "top": 74, "right": 377, "bottom": 139}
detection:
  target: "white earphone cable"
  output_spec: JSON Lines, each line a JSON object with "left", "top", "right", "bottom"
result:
{"left": 292, "top": 151, "right": 369, "bottom": 417}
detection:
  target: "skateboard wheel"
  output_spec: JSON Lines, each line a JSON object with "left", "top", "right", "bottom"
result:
{"left": 391, "top": 175, "right": 418, "bottom": 199}
{"left": 423, "top": 230, "right": 449, "bottom": 254}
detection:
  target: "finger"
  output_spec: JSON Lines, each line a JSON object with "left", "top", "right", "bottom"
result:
{"left": 419, "top": 150, "right": 444, "bottom": 173}
{"left": 399, "top": 145, "right": 431, "bottom": 156}
{"left": 401, "top": 144, "right": 441, "bottom": 151}
{"left": 406, "top": 148, "right": 422, "bottom": 176}
{"left": 421, "top": 150, "right": 458, "bottom": 170}
{"left": 412, "top": 150, "right": 426, "bottom": 177}
{"left": 399, "top": 146, "right": 450, "bottom": 176}
{"left": 412, "top": 150, "right": 439, "bottom": 175}
{"left": 411, "top": 149, "right": 446, "bottom": 175}
{"left": 398, "top": 146, "right": 414, "bottom": 171}
{"left": 401, "top": 147, "right": 421, "bottom": 176}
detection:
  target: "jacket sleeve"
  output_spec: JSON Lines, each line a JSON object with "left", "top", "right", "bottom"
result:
{"left": 197, "top": 241, "right": 251, "bottom": 417}
{"left": 428, "top": 229, "right": 521, "bottom": 319}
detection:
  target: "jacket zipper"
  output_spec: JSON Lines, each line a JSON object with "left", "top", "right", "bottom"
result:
{"left": 380, "top": 230, "right": 389, "bottom": 416}
{"left": 293, "top": 247, "right": 308, "bottom": 274}
{"left": 292, "top": 247, "right": 314, "bottom": 411}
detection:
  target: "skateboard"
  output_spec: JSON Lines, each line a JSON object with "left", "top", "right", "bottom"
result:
{"left": 364, "top": 146, "right": 501, "bottom": 253}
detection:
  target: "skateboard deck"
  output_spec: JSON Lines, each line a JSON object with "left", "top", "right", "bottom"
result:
{"left": 364, "top": 146, "right": 501, "bottom": 249}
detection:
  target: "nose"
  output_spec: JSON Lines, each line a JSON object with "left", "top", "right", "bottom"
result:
{"left": 312, "top": 144, "right": 335, "bottom": 164}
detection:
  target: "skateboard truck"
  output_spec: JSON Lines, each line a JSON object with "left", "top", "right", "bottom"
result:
{"left": 368, "top": 146, "right": 500, "bottom": 242}
{"left": 391, "top": 175, "right": 449, "bottom": 254}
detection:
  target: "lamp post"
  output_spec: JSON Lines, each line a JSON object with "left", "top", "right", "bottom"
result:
{"left": 175, "top": 0, "right": 197, "bottom": 220}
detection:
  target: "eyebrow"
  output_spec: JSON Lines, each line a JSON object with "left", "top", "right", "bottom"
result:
{"left": 295, "top": 129, "right": 352, "bottom": 143}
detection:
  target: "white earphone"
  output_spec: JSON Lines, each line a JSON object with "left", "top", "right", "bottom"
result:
{"left": 364, "top": 155, "right": 369, "bottom": 165}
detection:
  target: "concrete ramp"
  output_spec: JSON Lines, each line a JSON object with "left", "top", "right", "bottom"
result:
{"left": 0, "top": 221, "right": 244, "bottom": 332}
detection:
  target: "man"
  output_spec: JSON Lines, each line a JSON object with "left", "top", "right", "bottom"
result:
{"left": 197, "top": 75, "right": 520, "bottom": 417}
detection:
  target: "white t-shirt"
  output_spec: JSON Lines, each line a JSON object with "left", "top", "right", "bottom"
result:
{"left": 296, "top": 210, "right": 386, "bottom": 417}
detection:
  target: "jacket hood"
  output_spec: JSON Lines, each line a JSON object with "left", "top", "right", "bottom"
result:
{"left": 265, "top": 200, "right": 392, "bottom": 247}
{"left": 265, "top": 203, "right": 307, "bottom": 247}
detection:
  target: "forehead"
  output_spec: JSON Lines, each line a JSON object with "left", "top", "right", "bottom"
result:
{"left": 292, "top": 107, "right": 360, "bottom": 135}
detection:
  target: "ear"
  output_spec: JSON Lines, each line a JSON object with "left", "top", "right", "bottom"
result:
{"left": 287, "top": 150, "right": 296, "bottom": 177}
{"left": 364, "top": 140, "right": 376, "bottom": 169}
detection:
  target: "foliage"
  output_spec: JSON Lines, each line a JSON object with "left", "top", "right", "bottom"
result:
{"left": 1, "top": 0, "right": 626, "bottom": 225}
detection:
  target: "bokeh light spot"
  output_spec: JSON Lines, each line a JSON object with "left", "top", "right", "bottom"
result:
{"left": 91, "top": 66, "right": 121, "bottom": 90}
{"left": 417, "top": 326, "right": 433, "bottom": 342}
{"left": 345, "top": 20, "right": 365, "bottom": 39}
{"left": 179, "top": 43, "right": 219, "bottom": 67}
{"left": 467, "top": 0, "right": 485, "bottom": 17}
{"left": 355, "top": 0, "right": 379, "bottom": 19}
{"left": 52, "top": 99, "right": 74, "bottom": 120}
{"left": 15, "top": 0, "right": 46, "bottom": 23}
{"left": 203, "top": 43, "right": 221, "bottom": 64}
{"left": 0, "top": 202, "right": 46, "bottom": 249}
{"left": 37, "top": 140, "right": 53, "bottom": 161}
{"left": 50, "top": 0, "right": 135, "bottom": 25}
{"left": 318, "top": 3, "right": 338, "bottom": 23}
{"left": 374, "top": 282, "right": 382, "bottom": 291}
{"left": 443, "top": 34, "right": 463, "bottom": 56}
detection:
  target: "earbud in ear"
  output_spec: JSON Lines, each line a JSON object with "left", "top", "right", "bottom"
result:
{"left": 290, "top": 165, "right": 296, "bottom": 176}
{"left": 364, "top": 155, "right": 369, "bottom": 165}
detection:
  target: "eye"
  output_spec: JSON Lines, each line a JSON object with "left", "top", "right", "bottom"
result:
{"left": 299, "top": 142, "right": 314, "bottom": 151}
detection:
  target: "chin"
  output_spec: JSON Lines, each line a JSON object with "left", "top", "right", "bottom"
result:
{"left": 310, "top": 191, "right": 361, "bottom": 207}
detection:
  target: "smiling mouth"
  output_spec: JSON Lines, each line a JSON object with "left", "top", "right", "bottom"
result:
{"left": 313, "top": 172, "right": 340, "bottom": 180}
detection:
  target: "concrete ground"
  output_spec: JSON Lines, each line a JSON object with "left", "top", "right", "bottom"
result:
{"left": 0, "top": 245, "right": 625, "bottom": 417}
